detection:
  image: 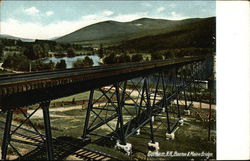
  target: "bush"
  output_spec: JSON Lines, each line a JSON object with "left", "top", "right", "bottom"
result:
{"left": 116, "top": 54, "right": 131, "bottom": 63}
{"left": 151, "top": 52, "right": 163, "bottom": 60}
{"left": 73, "top": 56, "right": 94, "bottom": 68}
{"left": 131, "top": 54, "right": 143, "bottom": 62}
{"left": 67, "top": 48, "right": 75, "bottom": 57}
{"left": 2, "top": 53, "right": 31, "bottom": 71}
{"left": 98, "top": 44, "right": 104, "bottom": 58}
{"left": 55, "top": 59, "right": 67, "bottom": 69}
{"left": 23, "top": 44, "right": 49, "bottom": 60}
{"left": 0, "top": 45, "right": 3, "bottom": 62}
{"left": 32, "top": 60, "right": 55, "bottom": 71}
{"left": 103, "top": 53, "right": 116, "bottom": 64}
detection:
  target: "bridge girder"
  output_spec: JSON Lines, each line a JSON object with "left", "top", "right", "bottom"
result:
{"left": 0, "top": 56, "right": 215, "bottom": 160}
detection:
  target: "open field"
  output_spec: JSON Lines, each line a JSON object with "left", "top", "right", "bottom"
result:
{"left": 0, "top": 98, "right": 216, "bottom": 160}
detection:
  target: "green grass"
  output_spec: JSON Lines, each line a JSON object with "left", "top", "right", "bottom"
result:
{"left": 51, "top": 90, "right": 105, "bottom": 103}
{"left": 0, "top": 93, "right": 216, "bottom": 160}
{"left": 127, "top": 119, "right": 216, "bottom": 160}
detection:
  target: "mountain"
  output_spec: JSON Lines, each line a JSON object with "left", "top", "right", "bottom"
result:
{"left": 116, "top": 17, "right": 216, "bottom": 51}
{"left": 0, "top": 34, "right": 35, "bottom": 42}
{"left": 55, "top": 17, "right": 209, "bottom": 45}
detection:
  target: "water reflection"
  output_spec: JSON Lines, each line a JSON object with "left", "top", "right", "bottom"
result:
{"left": 42, "top": 55, "right": 100, "bottom": 68}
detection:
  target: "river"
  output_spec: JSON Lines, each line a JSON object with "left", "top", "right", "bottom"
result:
{"left": 42, "top": 55, "right": 100, "bottom": 69}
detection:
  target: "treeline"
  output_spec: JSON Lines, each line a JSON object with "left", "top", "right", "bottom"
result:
{"left": 111, "top": 17, "right": 215, "bottom": 52}
{"left": 100, "top": 47, "right": 214, "bottom": 65}
{"left": 0, "top": 38, "right": 91, "bottom": 52}
{"left": 0, "top": 43, "right": 3, "bottom": 62}
{"left": 0, "top": 38, "right": 97, "bottom": 71}
{"left": 2, "top": 53, "right": 64, "bottom": 71}
{"left": 102, "top": 53, "right": 144, "bottom": 64}
{"left": 2, "top": 53, "right": 94, "bottom": 71}
{"left": 0, "top": 38, "right": 95, "bottom": 59}
{"left": 154, "top": 47, "right": 214, "bottom": 59}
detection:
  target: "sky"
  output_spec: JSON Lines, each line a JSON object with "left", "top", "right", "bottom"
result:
{"left": 0, "top": 1, "right": 215, "bottom": 39}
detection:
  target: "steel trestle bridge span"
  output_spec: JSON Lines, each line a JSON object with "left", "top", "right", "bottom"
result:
{"left": 0, "top": 56, "right": 214, "bottom": 160}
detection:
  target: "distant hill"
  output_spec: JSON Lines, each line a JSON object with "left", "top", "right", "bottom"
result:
{"left": 116, "top": 17, "right": 216, "bottom": 51}
{"left": 55, "top": 17, "right": 211, "bottom": 45}
{"left": 0, "top": 34, "right": 35, "bottom": 42}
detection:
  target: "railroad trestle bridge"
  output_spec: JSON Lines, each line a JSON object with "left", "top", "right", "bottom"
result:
{"left": 0, "top": 56, "right": 214, "bottom": 160}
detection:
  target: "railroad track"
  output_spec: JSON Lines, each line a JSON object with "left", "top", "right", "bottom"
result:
{"left": 0, "top": 57, "right": 200, "bottom": 82}
{"left": 0, "top": 121, "right": 117, "bottom": 161}
{"left": 0, "top": 57, "right": 205, "bottom": 110}
{"left": 0, "top": 57, "right": 201, "bottom": 92}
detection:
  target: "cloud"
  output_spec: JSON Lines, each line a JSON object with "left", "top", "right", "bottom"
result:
{"left": 157, "top": 7, "right": 165, "bottom": 13}
{"left": 0, "top": 18, "right": 87, "bottom": 39}
{"left": 112, "top": 12, "right": 148, "bottom": 22}
{"left": 24, "top": 6, "right": 40, "bottom": 15}
{"left": 171, "top": 11, "right": 177, "bottom": 17}
{"left": 46, "top": 11, "right": 54, "bottom": 16}
{"left": 0, "top": 11, "right": 149, "bottom": 39}
{"left": 170, "top": 11, "right": 189, "bottom": 20}
{"left": 103, "top": 10, "right": 114, "bottom": 16}
{"left": 82, "top": 14, "right": 97, "bottom": 20}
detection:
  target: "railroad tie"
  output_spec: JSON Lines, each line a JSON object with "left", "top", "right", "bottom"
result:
{"left": 102, "top": 157, "right": 111, "bottom": 161}
{"left": 88, "top": 153, "right": 98, "bottom": 158}
{"left": 75, "top": 149, "right": 84, "bottom": 154}
{"left": 75, "top": 150, "right": 89, "bottom": 158}
{"left": 91, "top": 154, "right": 101, "bottom": 159}
{"left": 78, "top": 150, "right": 88, "bottom": 155}
{"left": 95, "top": 155, "right": 105, "bottom": 160}
{"left": 83, "top": 151, "right": 93, "bottom": 157}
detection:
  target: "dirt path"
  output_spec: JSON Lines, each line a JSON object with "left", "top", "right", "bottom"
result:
{"left": 172, "top": 100, "right": 216, "bottom": 109}
{"left": 0, "top": 63, "right": 24, "bottom": 73}
{"left": 28, "top": 105, "right": 84, "bottom": 118}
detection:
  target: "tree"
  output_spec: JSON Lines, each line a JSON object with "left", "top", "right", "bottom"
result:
{"left": 55, "top": 60, "right": 67, "bottom": 69}
{"left": 83, "top": 56, "right": 94, "bottom": 66}
{"left": 2, "top": 54, "right": 31, "bottom": 71}
{"left": 116, "top": 54, "right": 131, "bottom": 63}
{"left": 131, "top": 54, "right": 143, "bottom": 62}
{"left": 32, "top": 60, "right": 55, "bottom": 71}
{"left": 103, "top": 53, "right": 116, "bottom": 64}
{"left": 18, "top": 58, "right": 30, "bottom": 71}
{"left": 0, "top": 44, "right": 3, "bottom": 62}
{"left": 33, "top": 44, "right": 45, "bottom": 59}
{"left": 23, "top": 45, "right": 36, "bottom": 60}
{"left": 48, "top": 60, "right": 55, "bottom": 70}
{"left": 164, "top": 50, "right": 176, "bottom": 59}
{"left": 23, "top": 44, "right": 48, "bottom": 60}
{"left": 41, "top": 43, "right": 50, "bottom": 57}
{"left": 98, "top": 44, "right": 104, "bottom": 58}
{"left": 55, "top": 44, "right": 63, "bottom": 52}
{"left": 151, "top": 52, "right": 163, "bottom": 60}
{"left": 73, "top": 57, "right": 94, "bottom": 68}
{"left": 67, "top": 48, "right": 75, "bottom": 57}
{"left": 2, "top": 55, "right": 11, "bottom": 68}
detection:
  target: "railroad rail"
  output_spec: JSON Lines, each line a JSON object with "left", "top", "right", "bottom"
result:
{"left": 0, "top": 56, "right": 214, "bottom": 160}
{"left": 0, "top": 57, "right": 204, "bottom": 110}
{"left": 0, "top": 121, "right": 118, "bottom": 160}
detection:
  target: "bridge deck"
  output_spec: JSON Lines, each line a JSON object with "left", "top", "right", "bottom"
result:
{"left": 0, "top": 57, "right": 203, "bottom": 109}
